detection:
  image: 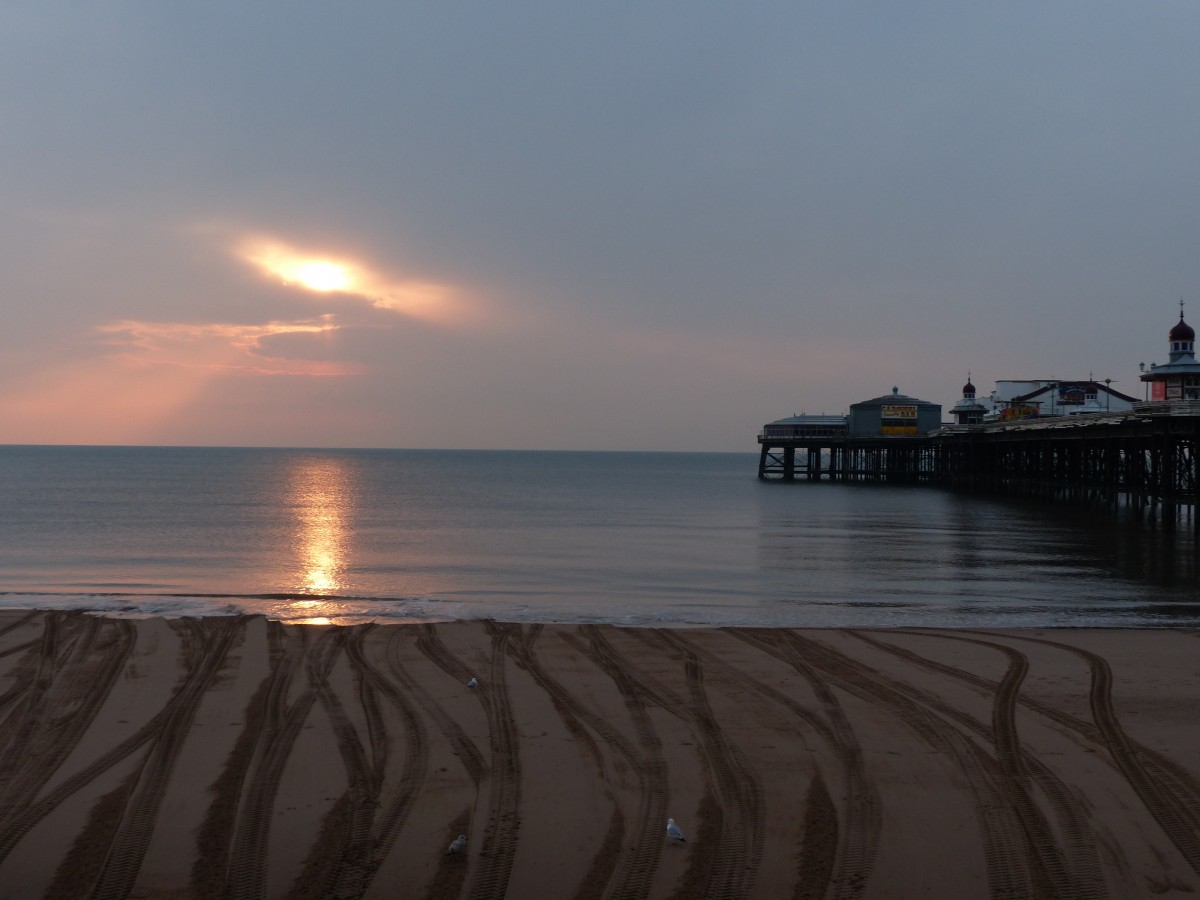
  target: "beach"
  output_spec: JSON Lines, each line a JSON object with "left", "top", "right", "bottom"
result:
{"left": 0, "top": 611, "right": 1197, "bottom": 898}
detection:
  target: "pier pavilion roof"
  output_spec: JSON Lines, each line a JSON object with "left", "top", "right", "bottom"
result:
{"left": 764, "top": 414, "right": 846, "bottom": 426}
{"left": 851, "top": 388, "right": 939, "bottom": 408}
{"left": 1011, "top": 381, "right": 1138, "bottom": 405}
{"left": 1139, "top": 358, "right": 1200, "bottom": 379}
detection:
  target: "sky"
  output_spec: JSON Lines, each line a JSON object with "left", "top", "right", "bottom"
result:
{"left": 2, "top": 2, "right": 1198, "bottom": 451}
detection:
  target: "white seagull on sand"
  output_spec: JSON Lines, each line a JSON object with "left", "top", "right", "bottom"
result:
{"left": 467, "top": 676, "right": 478, "bottom": 688}
{"left": 666, "top": 818, "right": 686, "bottom": 842}
{"left": 447, "top": 834, "right": 467, "bottom": 855}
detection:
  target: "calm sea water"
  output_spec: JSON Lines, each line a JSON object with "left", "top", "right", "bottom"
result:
{"left": 0, "top": 445, "right": 1197, "bottom": 627}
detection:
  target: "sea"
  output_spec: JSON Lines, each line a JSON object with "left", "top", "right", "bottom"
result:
{"left": 0, "top": 445, "right": 1197, "bottom": 628}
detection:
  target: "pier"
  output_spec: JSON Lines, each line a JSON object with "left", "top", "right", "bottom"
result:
{"left": 758, "top": 402, "right": 1200, "bottom": 525}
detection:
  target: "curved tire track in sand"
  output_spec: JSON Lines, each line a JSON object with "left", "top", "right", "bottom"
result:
{"left": 652, "top": 631, "right": 766, "bottom": 900}
{"left": 588, "top": 627, "right": 766, "bottom": 899}
{"left": 725, "top": 628, "right": 881, "bottom": 900}
{"left": 572, "top": 625, "right": 670, "bottom": 900}
{"left": 466, "top": 622, "right": 524, "bottom": 900}
{"left": 387, "top": 628, "right": 487, "bottom": 789}
{"left": 505, "top": 625, "right": 627, "bottom": 900}
{"left": 88, "top": 617, "right": 243, "bottom": 900}
{"left": 852, "top": 630, "right": 1110, "bottom": 899}
{"left": 759, "top": 631, "right": 1040, "bottom": 900}
{"left": 293, "top": 627, "right": 381, "bottom": 900}
{"left": 223, "top": 625, "right": 333, "bottom": 900}
{"left": 1003, "top": 632, "right": 1200, "bottom": 880}
{"left": 663, "top": 631, "right": 854, "bottom": 900}
{"left": 865, "top": 627, "right": 1200, "bottom": 889}
{"left": 0, "top": 615, "right": 137, "bottom": 866}
{"left": 413, "top": 623, "right": 523, "bottom": 900}
{"left": 339, "top": 625, "right": 430, "bottom": 895}
{"left": 0, "top": 616, "right": 1196, "bottom": 898}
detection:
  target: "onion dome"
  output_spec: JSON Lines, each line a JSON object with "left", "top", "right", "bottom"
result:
{"left": 1170, "top": 315, "right": 1195, "bottom": 342}
{"left": 962, "top": 378, "right": 975, "bottom": 394}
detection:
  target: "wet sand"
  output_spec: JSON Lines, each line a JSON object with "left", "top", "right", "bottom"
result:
{"left": 0, "top": 611, "right": 1197, "bottom": 898}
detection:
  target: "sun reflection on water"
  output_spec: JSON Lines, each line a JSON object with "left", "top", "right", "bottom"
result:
{"left": 281, "top": 458, "right": 354, "bottom": 622}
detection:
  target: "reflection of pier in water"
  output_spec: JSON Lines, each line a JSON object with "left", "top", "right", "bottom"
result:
{"left": 758, "top": 403, "right": 1200, "bottom": 530}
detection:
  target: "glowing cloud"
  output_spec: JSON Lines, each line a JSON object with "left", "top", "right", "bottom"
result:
{"left": 238, "top": 237, "right": 469, "bottom": 324}
{"left": 97, "top": 316, "right": 359, "bottom": 377}
{"left": 0, "top": 317, "right": 356, "bottom": 445}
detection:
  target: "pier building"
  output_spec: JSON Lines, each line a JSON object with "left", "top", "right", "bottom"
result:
{"left": 1004, "top": 380, "right": 1137, "bottom": 417}
{"left": 985, "top": 379, "right": 1137, "bottom": 419}
{"left": 1140, "top": 307, "right": 1200, "bottom": 401}
{"left": 761, "top": 414, "right": 847, "bottom": 441}
{"left": 849, "top": 387, "right": 941, "bottom": 436}
{"left": 951, "top": 376, "right": 987, "bottom": 425}
{"left": 756, "top": 306, "right": 1200, "bottom": 528}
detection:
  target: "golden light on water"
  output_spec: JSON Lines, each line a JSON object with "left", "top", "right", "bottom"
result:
{"left": 286, "top": 457, "right": 353, "bottom": 608}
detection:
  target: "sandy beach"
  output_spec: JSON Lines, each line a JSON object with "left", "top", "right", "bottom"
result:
{"left": 0, "top": 612, "right": 1197, "bottom": 899}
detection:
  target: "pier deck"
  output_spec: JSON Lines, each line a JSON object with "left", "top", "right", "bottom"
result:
{"left": 758, "top": 403, "right": 1200, "bottom": 523}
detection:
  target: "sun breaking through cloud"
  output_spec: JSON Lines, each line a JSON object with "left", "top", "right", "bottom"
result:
{"left": 237, "top": 236, "right": 469, "bottom": 324}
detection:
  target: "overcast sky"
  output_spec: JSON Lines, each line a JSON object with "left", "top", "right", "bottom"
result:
{"left": 2, "top": 2, "right": 1197, "bottom": 451}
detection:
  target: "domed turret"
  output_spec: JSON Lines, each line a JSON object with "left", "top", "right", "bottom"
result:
{"left": 1169, "top": 304, "right": 1195, "bottom": 362}
{"left": 952, "top": 372, "right": 986, "bottom": 424}
{"left": 1142, "top": 301, "right": 1200, "bottom": 402}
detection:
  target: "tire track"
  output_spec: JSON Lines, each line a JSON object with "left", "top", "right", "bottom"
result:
{"left": 192, "top": 665, "right": 275, "bottom": 897}
{"left": 291, "top": 627, "right": 380, "bottom": 900}
{"left": 652, "top": 630, "right": 765, "bottom": 900}
{"left": 337, "top": 625, "right": 430, "bottom": 895}
{"left": 588, "top": 626, "right": 770, "bottom": 899}
{"left": 410, "top": 622, "right": 523, "bottom": 897}
{"left": 0, "top": 613, "right": 63, "bottom": 776}
{"left": 851, "top": 630, "right": 1109, "bottom": 899}
{"left": 389, "top": 627, "right": 486, "bottom": 787}
{"left": 567, "top": 625, "right": 670, "bottom": 900}
{"left": 471, "top": 622, "right": 524, "bottom": 900}
{"left": 0, "top": 610, "right": 38, "bottom": 643}
{"left": 503, "top": 625, "right": 627, "bottom": 900}
{"left": 883, "top": 625, "right": 1200, "bottom": 831}
{"left": 0, "top": 614, "right": 87, "bottom": 795}
{"left": 0, "top": 615, "right": 136, "bottom": 865}
{"left": 424, "top": 808, "right": 472, "bottom": 900}
{"left": 742, "top": 629, "right": 1039, "bottom": 900}
{"left": 411, "top": 622, "right": 524, "bottom": 900}
{"left": 795, "top": 772, "right": 838, "bottom": 900}
{"left": 0, "top": 640, "right": 42, "bottom": 724}
{"left": 727, "top": 629, "right": 883, "bottom": 900}
{"left": 223, "top": 624, "right": 334, "bottom": 900}
{"left": 1002, "top": 631, "right": 1200, "bottom": 880}
{"left": 652, "top": 630, "right": 854, "bottom": 900}
{"left": 87, "top": 617, "right": 244, "bottom": 899}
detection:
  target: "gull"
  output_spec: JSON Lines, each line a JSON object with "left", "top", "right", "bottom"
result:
{"left": 666, "top": 818, "right": 685, "bottom": 842}
{"left": 447, "top": 834, "right": 467, "bottom": 855}
{"left": 467, "top": 677, "right": 478, "bottom": 688}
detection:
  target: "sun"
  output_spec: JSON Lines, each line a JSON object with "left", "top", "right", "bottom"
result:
{"left": 240, "top": 240, "right": 358, "bottom": 294}
{"left": 291, "top": 261, "right": 352, "bottom": 293}
{"left": 236, "top": 234, "right": 471, "bottom": 324}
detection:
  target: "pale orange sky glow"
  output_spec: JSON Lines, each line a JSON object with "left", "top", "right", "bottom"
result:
{"left": 0, "top": 317, "right": 360, "bottom": 444}
{"left": 98, "top": 317, "right": 358, "bottom": 377}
